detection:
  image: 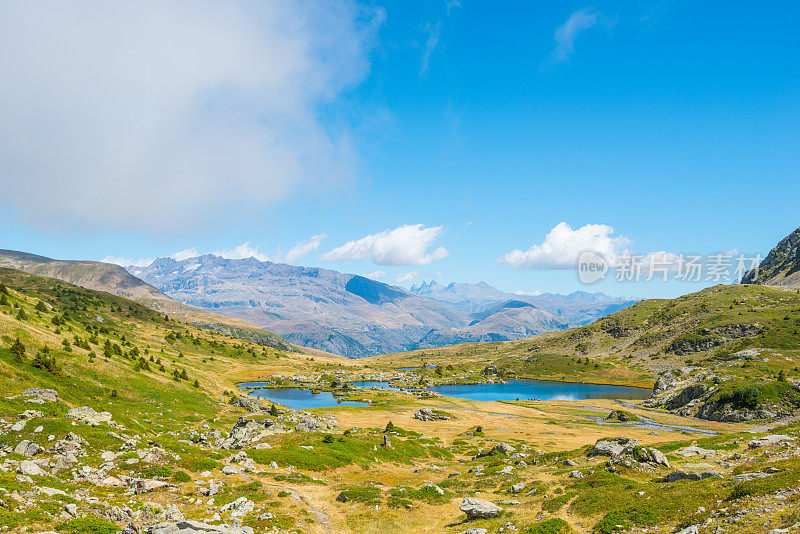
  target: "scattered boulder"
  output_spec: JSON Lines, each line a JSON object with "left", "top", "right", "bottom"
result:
{"left": 18, "top": 460, "right": 48, "bottom": 477}
{"left": 509, "top": 483, "right": 525, "bottom": 494}
{"left": 147, "top": 521, "right": 254, "bottom": 534}
{"left": 413, "top": 408, "right": 450, "bottom": 421}
{"left": 459, "top": 497, "right": 502, "bottom": 520}
{"left": 460, "top": 529, "right": 488, "bottom": 534}
{"left": 66, "top": 407, "right": 115, "bottom": 427}
{"left": 748, "top": 434, "right": 794, "bottom": 449}
{"left": 219, "top": 415, "right": 290, "bottom": 449}
{"left": 675, "top": 445, "right": 716, "bottom": 458}
{"left": 14, "top": 440, "right": 43, "bottom": 457}
{"left": 22, "top": 388, "right": 58, "bottom": 402}
{"left": 588, "top": 437, "right": 640, "bottom": 458}
{"left": 229, "top": 395, "right": 265, "bottom": 412}
{"left": 569, "top": 470, "right": 585, "bottom": 479}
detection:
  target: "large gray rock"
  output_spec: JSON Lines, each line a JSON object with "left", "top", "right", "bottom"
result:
{"left": 229, "top": 396, "right": 265, "bottom": 413}
{"left": 652, "top": 371, "right": 676, "bottom": 395}
{"left": 147, "top": 521, "right": 254, "bottom": 534}
{"left": 219, "top": 415, "right": 289, "bottom": 449}
{"left": 413, "top": 408, "right": 450, "bottom": 421}
{"left": 14, "top": 440, "right": 43, "bottom": 457}
{"left": 18, "top": 460, "right": 48, "bottom": 477}
{"left": 588, "top": 437, "right": 639, "bottom": 458}
{"left": 648, "top": 448, "right": 670, "bottom": 467}
{"left": 459, "top": 497, "right": 502, "bottom": 520}
{"left": 22, "top": 388, "right": 58, "bottom": 401}
{"left": 66, "top": 406, "right": 114, "bottom": 427}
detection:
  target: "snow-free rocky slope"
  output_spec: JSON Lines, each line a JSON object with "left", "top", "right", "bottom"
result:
{"left": 743, "top": 225, "right": 800, "bottom": 288}
{"left": 130, "top": 255, "right": 632, "bottom": 357}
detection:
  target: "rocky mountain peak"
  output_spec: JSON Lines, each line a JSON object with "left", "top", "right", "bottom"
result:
{"left": 742, "top": 226, "right": 800, "bottom": 288}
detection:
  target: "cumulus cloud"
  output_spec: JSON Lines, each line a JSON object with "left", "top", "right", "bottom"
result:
{"left": 395, "top": 271, "right": 420, "bottom": 283}
{"left": 499, "top": 222, "right": 631, "bottom": 270}
{"left": 550, "top": 8, "right": 600, "bottom": 63}
{"left": 365, "top": 270, "right": 386, "bottom": 280}
{"left": 321, "top": 224, "right": 449, "bottom": 266}
{"left": 284, "top": 234, "right": 327, "bottom": 264}
{"left": 0, "top": 1, "right": 383, "bottom": 230}
{"left": 214, "top": 243, "right": 271, "bottom": 262}
{"left": 101, "top": 255, "right": 154, "bottom": 268}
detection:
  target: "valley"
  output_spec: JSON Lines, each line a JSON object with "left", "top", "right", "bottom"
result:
{"left": 2, "top": 248, "right": 800, "bottom": 533}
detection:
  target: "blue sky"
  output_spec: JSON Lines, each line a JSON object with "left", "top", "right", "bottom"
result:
{"left": 1, "top": 1, "right": 798, "bottom": 298}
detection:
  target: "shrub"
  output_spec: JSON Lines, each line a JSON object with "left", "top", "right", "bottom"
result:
{"left": 727, "top": 482, "right": 756, "bottom": 501}
{"left": 525, "top": 518, "right": 569, "bottom": 534}
{"left": 594, "top": 507, "right": 659, "bottom": 533}
{"left": 32, "top": 350, "right": 62, "bottom": 375}
{"left": 718, "top": 387, "right": 759, "bottom": 409}
{"left": 172, "top": 470, "right": 191, "bottom": 483}
{"left": 10, "top": 338, "right": 25, "bottom": 362}
{"left": 57, "top": 517, "right": 119, "bottom": 534}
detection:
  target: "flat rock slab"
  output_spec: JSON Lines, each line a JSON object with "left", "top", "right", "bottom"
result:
{"left": 147, "top": 521, "right": 254, "bottom": 534}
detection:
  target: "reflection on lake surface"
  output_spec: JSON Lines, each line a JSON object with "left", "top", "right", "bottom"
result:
{"left": 426, "top": 379, "right": 650, "bottom": 402}
{"left": 238, "top": 378, "right": 649, "bottom": 409}
{"left": 237, "top": 382, "right": 367, "bottom": 410}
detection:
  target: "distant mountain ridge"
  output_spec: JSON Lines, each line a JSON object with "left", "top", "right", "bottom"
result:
{"left": 129, "top": 255, "right": 636, "bottom": 357}
{"left": 409, "top": 279, "right": 636, "bottom": 326}
{"left": 743, "top": 226, "right": 800, "bottom": 288}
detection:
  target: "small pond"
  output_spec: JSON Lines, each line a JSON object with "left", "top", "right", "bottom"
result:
{"left": 237, "top": 382, "right": 367, "bottom": 410}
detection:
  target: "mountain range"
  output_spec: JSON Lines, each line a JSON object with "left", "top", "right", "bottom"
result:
{"left": 128, "top": 255, "right": 636, "bottom": 357}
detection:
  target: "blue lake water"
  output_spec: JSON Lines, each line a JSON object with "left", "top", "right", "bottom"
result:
{"left": 427, "top": 379, "right": 650, "bottom": 402}
{"left": 238, "top": 378, "right": 649, "bottom": 409}
{"left": 237, "top": 382, "right": 368, "bottom": 410}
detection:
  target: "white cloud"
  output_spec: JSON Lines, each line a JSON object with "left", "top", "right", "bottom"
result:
{"left": 0, "top": 1, "right": 383, "bottom": 230}
{"left": 514, "top": 289, "right": 542, "bottom": 296}
{"left": 284, "top": 234, "right": 327, "bottom": 264}
{"left": 499, "top": 222, "right": 631, "bottom": 270}
{"left": 213, "top": 243, "right": 271, "bottom": 262}
{"left": 550, "top": 8, "right": 599, "bottom": 63}
{"left": 395, "top": 271, "right": 420, "bottom": 283}
{"left": 321, "top": 224, "right": 450, "bottom": 266}
{"left": 171, "top": 248, "right": 201, "bottom": 262}
{"left": 102, "top": 256, "right": 154, "bottom": 268}
{"left": 365, "top": 270, "right": 386, "bottom": 280}
{"left": 420, "top": 22, "right": 441, "bottom": 75}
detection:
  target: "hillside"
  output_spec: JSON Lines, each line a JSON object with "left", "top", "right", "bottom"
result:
{"left": 0, "top": 250, "right": 293, "bottom": 351}
{"left": 743, "top": 226, "right": 800, "bottom": 288}
{"left": 2, "top": 269, "right": 800, "bottom": 534}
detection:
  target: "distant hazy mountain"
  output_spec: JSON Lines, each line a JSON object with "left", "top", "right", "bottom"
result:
{"left": 129, "top": 255, "right": 634, "bottom": 358}
{"left": 409, "top": 280, "right": 636, "bottom": 326}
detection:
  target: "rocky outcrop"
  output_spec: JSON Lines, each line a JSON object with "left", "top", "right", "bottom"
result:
{"left": 66, "top": 406, "right": 115, "bottom": 427}
{"left": 742, "top": 227, "right": 800, "bottom": 288}
{"left": 459, "top": 497, "right": 502, "bottom": 520}
{"left": 413, "top": 408, "right": 450, "bottom": 421}
{"left": 147, "top": 521, "right": 254, "bottom": 534}
{"left": 218, "top": 415, "right": 289, "bottom": 449}
{"left": 588, "top": 437, "right": 669, "bottom": 469}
